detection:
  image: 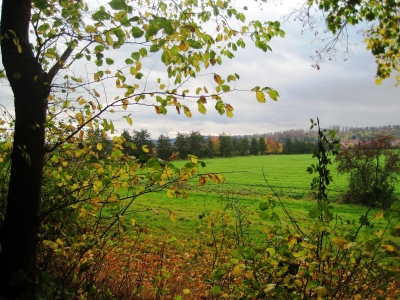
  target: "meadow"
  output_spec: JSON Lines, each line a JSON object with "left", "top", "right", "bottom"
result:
{"left": 125, "top": 154, "right": 399, "bottom": 239}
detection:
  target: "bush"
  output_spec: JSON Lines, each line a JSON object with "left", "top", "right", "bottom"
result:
{"left": 336, "top": 134, "right": 400, "bottom": 209}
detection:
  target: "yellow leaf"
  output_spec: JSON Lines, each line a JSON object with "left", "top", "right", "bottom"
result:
{"left": 136, "top": 61, "right": 142, "bottom": 71}
{"left": 332, "top": 237, "right": 348, "bottom": 249}
{"left": 374, "top": 229, "right": 384, "bottom": 237}
{"left": 375, "top": 211, "right": 384, "bottom": 219}
{"left": 183, "top": 289, "right": 191, "bottom": 295}
{"left": 126, "top": 117, "right": 132, "bottom": 125}
{"left": 264, "top": 284, "right": 276, "bottom": 293}
{"left": 79, "top": 130, "right": 84, "bottom": 140}
{"left": 106, "top": 35, "right": 114, "bottom": 46}
{"left": 256, "top": 91, "right": 266, "bottom": 103}
{"left": 231, "top": 263, "right": 245, "bottom": 278}
{"left": 344, "top": 242, "right": 357, "bottom": 249}
{"left": 94, "top": 35, "right": 103, "bottom": 43}
{"left": 44, "top": 53, "right": 57, "bottom": 60}
{"left": 108, "top": 195, "right": 118, "bottom": 202}
{"left": 93, "top": 89, "right": 100, "bottom": 97}
{"left": 183, "top": 106, "right": 192, "bottom": 118}
{"left": 167, "top": 189, "right": 174, "bottom": 198}
{"left": 150, "top": 207, "right": 160, "bottom": 215}
{"left": 244, "top": 270, "right": 254, "bottom": 279}
{"left": 142, "top": 145, "right": 149, "bottom": 153}
{"left": 294, "top": 279, "right": 303, "bottom": 287}
{"left": 381, "top": 244, "right": 397, "bottom": 252}
{"left": 317, "top": 287, "right": 327, "bottom": 297}
{"left": 97, "top": 143, "right": 103, "bottom": 151}
{"left": 43, "top": 240, "right": 58, "bottom": 249}
{"left": 85, "top": 25, "right": 97, "bottom": 33}
{"left": 169, "top": 210, "right": 177, "bottom": 223}
{"left": 17, "top": 44, "right": 22, "bottom": 53}
{"left": 55, "top": 238, "right": 64, "bottom": 246}
{"left": 214, "top": 74, "right": 222, "bottom": 85}
{"left": 131, "top": 219, "right": 136, "bottom": 226}
{"left": 198, "top": 102, "right": 206, "bottom": 114}
{"left": 130, "top": 66, "right": 137, "bottom": 75}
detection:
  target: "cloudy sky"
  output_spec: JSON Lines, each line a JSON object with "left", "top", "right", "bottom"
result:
{"left": 113, "top": 0, "right": 399, "bottom": 137}
{"left": 0, "top": 0, "right": 398, "bottom": 139}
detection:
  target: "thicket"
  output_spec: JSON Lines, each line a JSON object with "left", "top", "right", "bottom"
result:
{"left": 336, "top": 134, "right": 400, "bottom": 209}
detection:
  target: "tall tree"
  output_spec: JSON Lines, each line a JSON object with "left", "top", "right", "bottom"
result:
{"left": 219, "top": 134, "right": 233, "bottom": 157}
{"left": 283, "top": 138, "right": 294, "bottom": 154}
{"left": 239, "top": 137, "right": 250, "bottom": 156}
{"left": 121, "top": 130, "right": 135, "bottom": 156}
{"left": 205, "top": 136, "right": 216, "bottom": 158}
{"left": 250, "top": 137, "right": 259, "bottom": 155}
{"left": 131, "top": 129, "right": 154, "bottom": 158}
{"left": 187, "top": 131, "right": 206, "bottom": 158}
{"left": 155, "top": 134, "right": 173, "bottom": 160}
{"left": 259, "top": 137, "right": 267, "bottom": 155}
{"left": 0, "top": 0, "right": 282, "bottom": 296}
{"left": 174, "top": 132, "right": 190, "bottom": 159}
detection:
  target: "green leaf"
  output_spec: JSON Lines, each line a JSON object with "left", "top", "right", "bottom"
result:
{"left": 267, "top": 89, "right": 279, "bottom": 101}
{"left": 131, "top": 52, "right": 140, "bottom": 61}
{"left": 109, "top": 0, "right": 126, "bottom": 10}
{"left": 125, "top": 58, "right": 133, "bottom": 64}
{"left": 184, "top": 162, "right": 196, "bottom": 169}
{"left": 187, "top": 39, "right": 203, "bottom": 49}
{"left": 149, "top": 44, "right": 161, "bottom": 52}
{"left": 105, "top": 58, "right": 114, "bottom": 65}
{"left": 131, "top": 26, "right": 144, "bottom": 38}
{"left": 166, "top": 236, "right": 177, "bottom": 243}
{"left": 308, "top": 208, "right": 321, "bottom": 219}
{"left": 92, "top": 7, "right": 111, "bottom": 20}
{"left": 139, "top": 48, "right": 147, "bottom": 57}
{"left": 221, "top": 85, "right": 230, "bottom": 92}
{"left": 211, "top": 269, "right": 225, "bottom": 281}
{"left": 146, "top": 20, "right": 161, "bottom": 37}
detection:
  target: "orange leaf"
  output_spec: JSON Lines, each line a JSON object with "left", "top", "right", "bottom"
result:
{"left": 199, "top": 176, "right": 206, "bottom": 186}
{"left": 214, "top": 74, "right": 222, "bottom": 85}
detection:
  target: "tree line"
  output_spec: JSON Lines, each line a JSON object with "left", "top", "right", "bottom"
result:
{"left": 95, "top": 129, "right": 318, "bottom": 160}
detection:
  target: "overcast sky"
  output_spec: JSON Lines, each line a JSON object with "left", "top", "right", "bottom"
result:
{"left": 0, "top": 0, "right": 398, "bottom": 138}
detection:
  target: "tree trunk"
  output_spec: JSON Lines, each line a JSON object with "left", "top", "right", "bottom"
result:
{"left": 0, "top": 0, "right": 49, "bottom": 298}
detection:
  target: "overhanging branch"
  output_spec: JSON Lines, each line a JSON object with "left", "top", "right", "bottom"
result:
{"left": 48, "top": 40, "right": 77, "bottom": 83}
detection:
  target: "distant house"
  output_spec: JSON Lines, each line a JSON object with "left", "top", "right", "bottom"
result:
{"left": 391, "top": 140, "right": 400, "bottom": 148}
{"left": 340, "top": 139, "right": 360, "bottom": 149}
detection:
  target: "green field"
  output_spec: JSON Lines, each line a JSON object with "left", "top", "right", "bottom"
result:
{"left": 124, "top": 155, "right": 399, "bottom": 241}
{"left": 176, "top": 154, "right": 349, "bottom": 199}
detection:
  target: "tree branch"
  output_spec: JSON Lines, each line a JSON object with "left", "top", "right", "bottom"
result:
{"left": 48, "top": 40, "right": 77, "bottom": 83}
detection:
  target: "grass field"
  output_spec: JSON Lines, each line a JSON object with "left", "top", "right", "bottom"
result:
{"left": 175, "top": 154, "right": 349, "bottom": 200}
{"left": 122, "top": 154, "right": 400, "bottom": 243}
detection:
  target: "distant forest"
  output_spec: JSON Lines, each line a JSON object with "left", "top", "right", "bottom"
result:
{"left": 111, "top": 125, "right": 400, "bottom": 159}
{"left": 257, "top": 124, "right": 400, "bottom": 143}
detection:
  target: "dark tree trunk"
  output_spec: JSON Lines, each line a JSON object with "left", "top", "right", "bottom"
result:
{"left": 0, "top": 0, "right": 49, "bottom": 298}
